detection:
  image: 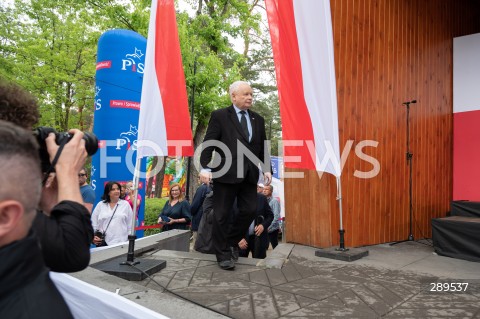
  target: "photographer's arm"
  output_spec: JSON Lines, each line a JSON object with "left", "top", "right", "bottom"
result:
{"left": 33, "top": 201, "right": 93, "bottom": 272}
{"left": 39, "top": 130, "right": 87, "bottom": 214}
{"left": 45, "top": 129, "right": 87, "bottom": 205}
{"left": 33, "top": 129, "right": 92, "bottom": 272}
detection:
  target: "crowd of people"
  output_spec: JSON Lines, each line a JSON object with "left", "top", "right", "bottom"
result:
{"left": 0, "top": 78, "right": 280, "bottom": 316}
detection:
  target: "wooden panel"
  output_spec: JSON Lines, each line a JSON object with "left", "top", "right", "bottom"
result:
{"left": 285, "top": 0, "right": 480, "bottom": 248}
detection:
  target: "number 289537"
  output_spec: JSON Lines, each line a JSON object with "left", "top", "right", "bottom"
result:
{"left": 429, "top": 282, "right": 468, "bottom": 292}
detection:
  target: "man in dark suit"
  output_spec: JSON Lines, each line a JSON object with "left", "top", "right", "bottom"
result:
{"left": 200, "top": 81, "right": 272, "bottom": 270}
{"left": 237, "top": 192, "right": 273, "bottom": 259}
{"left": 190, "top": 171, "right": 211, "bottom": 243}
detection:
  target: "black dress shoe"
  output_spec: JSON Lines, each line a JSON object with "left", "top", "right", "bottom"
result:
{"left": 218, "top": 259, "right": 235, "bottom": 270}
{"left": 230, "top": 246, "right": 239, "bottom": 262}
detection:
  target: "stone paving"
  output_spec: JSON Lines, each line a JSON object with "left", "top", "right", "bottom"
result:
{"left": 135, "top": 245, "right": 480, "bottom": 318}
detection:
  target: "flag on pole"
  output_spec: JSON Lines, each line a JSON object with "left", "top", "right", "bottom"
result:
{"left": 137, "top": 0, "right": 193, "bottom": 158}
{"left": 265, "top": 0, "right": 341, "bottom": 176}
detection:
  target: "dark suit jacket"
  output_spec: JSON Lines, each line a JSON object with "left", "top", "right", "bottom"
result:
{"left": 200, "top": 105, "right": 271, "bottom": 184}
{"left": 190, "top": 183, "right": 211, "bottom": 231}
{"left": 237, "top": 193, "right": 274, "bottom": 253}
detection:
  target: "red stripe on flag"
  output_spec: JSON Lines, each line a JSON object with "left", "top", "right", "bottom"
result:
{"left": 155, "top": 0, "right": 193, "bottom": 156}
{"left": 266, "top": 0, "right": 316, "bottom": 170}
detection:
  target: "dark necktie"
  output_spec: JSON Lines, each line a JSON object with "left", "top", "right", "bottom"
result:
{"left": 239, "top": 110, "right": 249, "bottom": 140}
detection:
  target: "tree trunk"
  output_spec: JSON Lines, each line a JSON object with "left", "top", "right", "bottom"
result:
{"left": 146, "top": 156, "right": 158, "bottom": 197}
{"left": 154, "top": 157, "right": 166, "bottom": 198}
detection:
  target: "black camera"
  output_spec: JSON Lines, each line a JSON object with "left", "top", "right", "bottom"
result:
{"left": 94, "top": 230, "right": 107, "bottom": 247}
{"left": 94, "top": 230, "right": 105, "bottom": 239}
{"left": 33, "top": 127, "right": 98, "bottom": 172}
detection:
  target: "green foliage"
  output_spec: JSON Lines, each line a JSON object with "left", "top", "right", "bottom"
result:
{"left": 0, "top": 0, "right": 281, "bottom": 151}
{"left": 0, "top": 0, "right": 100, "bottom": 131}
{"left": 143, "top": 197, "right": 168, "bottom": 236}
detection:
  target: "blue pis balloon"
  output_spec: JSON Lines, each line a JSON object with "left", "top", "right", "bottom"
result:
{"left": 91, "top": 29, "right": 147, "bottom": 238}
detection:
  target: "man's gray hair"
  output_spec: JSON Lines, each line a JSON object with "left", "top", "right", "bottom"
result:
{"left": 229, "top": 81, "right": 250, "bottom": 97}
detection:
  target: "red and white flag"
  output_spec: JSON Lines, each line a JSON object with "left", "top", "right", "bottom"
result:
{"left": 266, "top": 0, "right": 341, "bottom": 176}
{"left": 137, "top": 0, "right": 193, "bottom": 158}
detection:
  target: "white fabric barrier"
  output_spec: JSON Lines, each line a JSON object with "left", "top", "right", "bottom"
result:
{"left": 50, "top": 272, "right": 168, "bottom": 319}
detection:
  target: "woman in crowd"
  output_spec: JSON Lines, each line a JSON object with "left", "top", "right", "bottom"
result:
{"left": 125, "top": 180, "right": 142, "bottom": 214}
{"left": 120, "top": 184, "right": 127, "bottom": 200}
{"left": 92, "top": 181, "right": 133, "bottom": 246}
{"left": 158, "top": 183, "right": 192, "bottom": 231}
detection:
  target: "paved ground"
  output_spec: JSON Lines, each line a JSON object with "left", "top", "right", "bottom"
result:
{"left": 133, "top": 240, "right": 480, "bottom": 318}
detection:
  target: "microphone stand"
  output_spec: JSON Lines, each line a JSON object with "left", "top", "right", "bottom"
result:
{"left": 391, "top": 100, "right": 426, "bottom": 246}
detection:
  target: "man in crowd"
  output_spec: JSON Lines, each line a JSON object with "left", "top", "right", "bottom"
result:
{"left": 79, "top": 167, "right": 95, "bottom": 213}
{"left": 190, "top": 171, "right": 212, "bottom": 244}
{"left": 0, "top": 120, "right": 73, "bottom": 318}
{"left": 263, "top": 184, "right": 281, "bottom": 249}
{"left": 200, "top": 80, "right": 271, "bottom": 270}
{"left": 0, "top": 79, "right": 92, "bottom": 272}
{"left": 257, "top": 183, "right": 264, "bottom": 194}
{"left": 237, "top": 190, "right": 273, "bottom": 259}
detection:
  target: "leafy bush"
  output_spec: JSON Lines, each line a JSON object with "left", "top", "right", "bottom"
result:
{"left": 143, "top": 197, "right": 168, "bottom": 236}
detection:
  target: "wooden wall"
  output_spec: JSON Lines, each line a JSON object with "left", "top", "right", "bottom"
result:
{"left": 285, "top": 0, "right": 480, "bottom": 248}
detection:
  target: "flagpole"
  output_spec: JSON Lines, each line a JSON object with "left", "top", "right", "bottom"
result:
{"left": 335, "top": 176, "right": 347, "bottom": 251}
{"left": 123, "top": 156, "right": 142, "bottom": 265}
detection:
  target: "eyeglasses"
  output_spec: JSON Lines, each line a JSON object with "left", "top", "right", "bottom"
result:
{"left": 78, "top": 174, "right": 86, "bottom": 177}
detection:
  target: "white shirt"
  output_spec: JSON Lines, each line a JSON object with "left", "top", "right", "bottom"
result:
{"left": 92, "top": 199, "right": 133, "bottom": 245}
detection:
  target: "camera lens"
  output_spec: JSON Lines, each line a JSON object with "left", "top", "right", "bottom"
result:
{"left": 33, "top": 127, "right": 99, "bottom": 172}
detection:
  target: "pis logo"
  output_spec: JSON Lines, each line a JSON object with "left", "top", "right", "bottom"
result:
{"left": 116, "top": 125, "right": 138, "bottom": 150}
{"left": 94, "top": 86, "right": 102, "bottom": 110}
{"left": 121, "top": 48, "right": 144, "bottom": 74}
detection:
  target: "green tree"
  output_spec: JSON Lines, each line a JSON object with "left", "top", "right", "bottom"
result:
{"left": 0, "top": 0, "right": 102, "bottom": 131}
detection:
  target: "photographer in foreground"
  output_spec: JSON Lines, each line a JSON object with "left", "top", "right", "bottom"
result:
{"left": 0, "top": 120, "right": 73, "bottom": 318}
{"left": 0, "top": 80, "right": 93, "bottom": 272}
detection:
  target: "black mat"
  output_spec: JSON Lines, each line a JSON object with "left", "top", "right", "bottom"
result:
{"left": 451, "top": 200, "right": 480, "bottom": 218}
{"left": 432, "top": 216, "right": 480, "bottom": 262}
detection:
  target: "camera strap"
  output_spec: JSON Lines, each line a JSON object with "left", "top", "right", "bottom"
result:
{"left": 103, "top": 204, "right": 119, "bottom": 235}
{"left": 41, "top": 137, "right": 70, "bottom": 185}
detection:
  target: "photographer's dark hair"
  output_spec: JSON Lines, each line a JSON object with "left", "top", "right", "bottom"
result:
{"left": 101, "top": 181, "right": 121, "bottom": 203}
{"left": 0, "top": 79, "right": 39, "bottom": 130}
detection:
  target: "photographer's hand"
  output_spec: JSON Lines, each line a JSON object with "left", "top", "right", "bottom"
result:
{"left": 44, "top": 129, "right": 87, "bottom": 206}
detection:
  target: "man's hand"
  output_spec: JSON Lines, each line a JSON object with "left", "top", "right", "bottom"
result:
{"left": 263, "top": 172, "right": 272, "bottom": 186}
{"left": 254, "top": 224, "right": 264, "bottom": 236}
{"left": 44, "top": 129, "right": 87, "bottom": 206}
{"left": 92, "top": 236, "right": 103, "bottom": 246}
{"left": 238, "top": 238, "right": 248, "bottom": 250}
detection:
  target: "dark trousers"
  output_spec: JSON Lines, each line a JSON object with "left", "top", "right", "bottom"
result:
{"left": 268, "top": 229, "right": 279, "bottom": 249}
{"left": 212, "top": 180, "right": 257, "bottom": 261}
{"left": 239, "top": 235, "right": 267, "bottom": 259}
